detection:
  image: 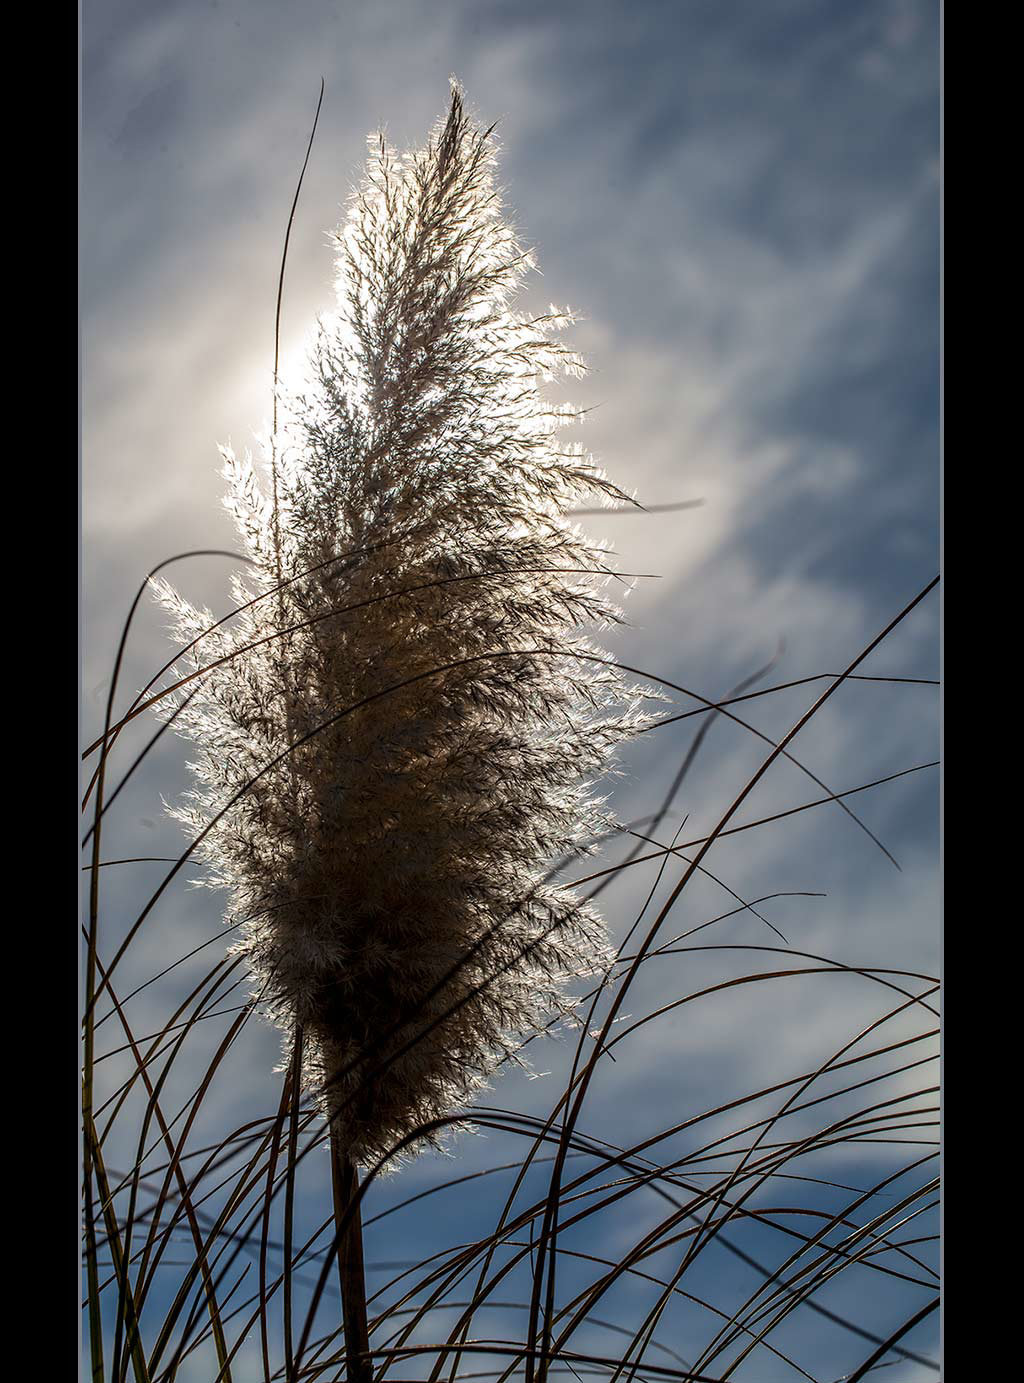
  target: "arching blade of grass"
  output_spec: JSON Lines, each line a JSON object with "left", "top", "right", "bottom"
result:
{"left": 82, "top": 78, "right": 938, "bottom": 1383}
{"left": 522, "top": 576, "right": 937, "bottom": 1383}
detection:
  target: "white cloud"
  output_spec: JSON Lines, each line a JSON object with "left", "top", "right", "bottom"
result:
{"left": 81, "top": 6, "right": 938, "bottom": 1372}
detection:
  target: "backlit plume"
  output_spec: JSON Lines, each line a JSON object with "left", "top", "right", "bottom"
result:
{"left": 152, "top": 85, "right": 652, "bottom": 1165}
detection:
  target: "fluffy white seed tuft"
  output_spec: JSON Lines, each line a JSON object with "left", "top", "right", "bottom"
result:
{"left": 153, "top": 86, "right": 654, "bottom": 1165}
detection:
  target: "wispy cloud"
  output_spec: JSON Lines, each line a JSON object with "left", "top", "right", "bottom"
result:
{"left": 82, "top": 3, "right": 939, "bottom": 1370}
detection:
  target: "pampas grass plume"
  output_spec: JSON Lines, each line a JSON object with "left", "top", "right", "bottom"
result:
{"left": 152, "top": 84, "right": 651, "bottom": 1168}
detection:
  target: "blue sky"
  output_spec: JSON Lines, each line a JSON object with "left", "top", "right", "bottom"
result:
{"left": 82, "top": 3, "right": 940, "bottom": 1378}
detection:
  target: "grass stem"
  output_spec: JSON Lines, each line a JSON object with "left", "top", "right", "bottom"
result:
{"left": 330, "top": 1127, "right": 372, "bottom": 1383}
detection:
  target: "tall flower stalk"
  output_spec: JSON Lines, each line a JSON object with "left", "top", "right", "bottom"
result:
{"left": 152, "top": 84, "right": 650, "bottom": 1375}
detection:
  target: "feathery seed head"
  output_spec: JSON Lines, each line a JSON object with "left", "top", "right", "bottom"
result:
{"left": 153, "top": 85, "right": 654, "bottom": 1166}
